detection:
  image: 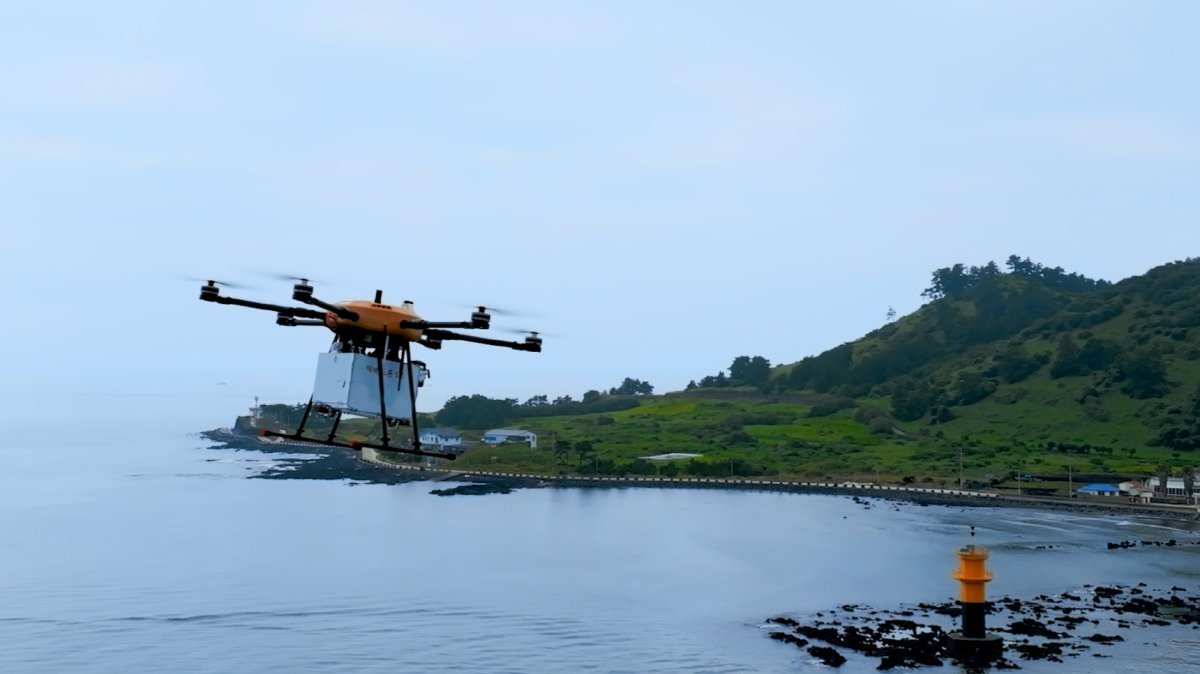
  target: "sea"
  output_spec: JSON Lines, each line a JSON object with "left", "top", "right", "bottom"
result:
{"left": 2, "top": 400, "right": 1199, "bottom": 673}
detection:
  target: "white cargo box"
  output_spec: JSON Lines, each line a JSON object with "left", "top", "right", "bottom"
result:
{"left": 311, "top": 352, "right": 427, "bottom": 420}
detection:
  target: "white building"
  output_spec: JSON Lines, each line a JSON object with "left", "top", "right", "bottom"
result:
{"left": 481, "top": 429, "right": 537, "bottom": 449}
{"left": 1144, "top": 474, "right": 1200, "bottom": 504}
{"left": 420, "top": 428, "right": 462, "bottom": 451}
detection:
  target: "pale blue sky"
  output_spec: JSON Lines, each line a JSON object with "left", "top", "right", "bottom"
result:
{"left": 2, "top": 1, "right": 1198, "bottom": 431}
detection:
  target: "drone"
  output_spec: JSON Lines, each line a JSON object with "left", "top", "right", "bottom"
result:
{"left": 199, "top": 278, "right": 541, "bottom": 459}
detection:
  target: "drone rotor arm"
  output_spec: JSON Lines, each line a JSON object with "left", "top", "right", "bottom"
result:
{"left": 201, "top": 292, "right": 327, "bottom": 319}
{"left": 401, "top": 320, "right": 476, "bottom": 330}
{"left": 277, "top": 316, "right": 328, "bottom": 327}
{"left": 423, "top": 328, "right": 541, "bottom": 352}
{"left": 299, "top": 294, "right": 358, "bottom": 321}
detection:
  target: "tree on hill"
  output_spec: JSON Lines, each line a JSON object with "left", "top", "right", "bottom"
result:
{"left": 1049, "top": 334, "right": 1089, "bottom": 378}
{"left": 574, "top": 440, "right": 596, "bottom": 469}
{"left": 949, "top": 370, "right": 997, "bottom": 406}
{"left": 582, "top": 389, "right": 602, "bottom": 403}
{"left": 553, "top": 439, "right": 571, "bottom": 466}
{"left": 729, "top": 355, "right": 771, "bottom": 385}
{"left": 1156, "top": 384, "right": 1200, "bottom": 452}
{"left": 610, "top": 377, "right": 654, "bottom": 395}
{"left": 923, "top": 256, "right": 1107, "bottom": 302}
{"left": 255, "top": 403, "right": 309, "bottom": 429}
{"left": 786, "top": 343, "right": 853, "bottom": 392}
{"left": 1004, "top": 255, "right": 1110, "bottom": 293}
{"left": 994, "top": 345, "right": 1047, "bottom": 383}
{"left": 1078, "top": 337, "right": 1121, "bottom": 371}
{"left": 435, "top": 395, "right": 515, "bottom": 429}
{"left": 1118, "top": 348, "right": 1169, "bottom": 399}
{"left": 922, "top": 263, "right": 973, "bottom": 300}
{"left": 1005, "top": 255, "right": 1037, "bottom": 276}
{"left": 696, "top": 356, "right": 772, "bottom": 389}
{"left": 890, "top": 378, "right": 942, "bottom": 421}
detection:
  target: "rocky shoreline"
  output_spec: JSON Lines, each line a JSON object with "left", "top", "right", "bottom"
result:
{"left": 200, "top": 430, "right": 422, "bottom": 485}
{"left": 200, "top": 429, "right": 1199, "bottom": 520}
{"left": 765, "top": 583, "right": 1200, "bottom": 669}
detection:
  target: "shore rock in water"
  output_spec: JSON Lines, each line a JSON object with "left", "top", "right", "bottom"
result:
{"left": 768, "top": 631, "right": 808, "bottom": 647}
{"left": 807, "top": 645, "right": 846, "bottom": 667}
{"left": 430, "top": 483, "right": 514, "bottom": 497}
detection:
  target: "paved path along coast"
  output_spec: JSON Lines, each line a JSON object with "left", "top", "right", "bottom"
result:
{"left": 359, "top": 448, "right": 1200, "bottom": 516}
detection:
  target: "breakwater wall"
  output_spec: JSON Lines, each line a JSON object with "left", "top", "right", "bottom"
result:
{"left": 358, "top": 448, "right": 1003, "bottom": 505}
{"left": 358, "top": 449, "right": 1200, "bottom": 516}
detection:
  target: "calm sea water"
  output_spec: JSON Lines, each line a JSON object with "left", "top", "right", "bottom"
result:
{"left": 2, "top": 409, "right": 1198, "bottom": 672}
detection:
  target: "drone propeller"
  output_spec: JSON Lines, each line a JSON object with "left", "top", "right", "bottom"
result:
{"left": 456, "top": 303, "right": 531, "bottom": 318}
{"left": 498, "top": 327, "right": 555, "bottom": 338}
{"left": 264, "top": 273, "right": 324, "bottom": 285}
{"left": 182, "top": 276, "right": 254, "bottom": 290}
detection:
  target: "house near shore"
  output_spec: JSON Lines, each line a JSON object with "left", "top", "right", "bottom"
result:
{"left": 481, "top": 429, "right": 537, "bottom": 449}
{"left": 1144, "top": 474, "right": 1200, "bottom": 504}
{"left": 1118, "top": 480, "right": 1152, "bottom": 502}
{"left": 1076, "top": 483, "right": 1120, "bottom": 497}
{"left": 419, "top": 428, "right": 463, "bottom": 452}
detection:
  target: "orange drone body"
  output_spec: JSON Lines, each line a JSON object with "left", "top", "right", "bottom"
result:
{"left": 326, "top": 300, "right": 424, "bottom": 340}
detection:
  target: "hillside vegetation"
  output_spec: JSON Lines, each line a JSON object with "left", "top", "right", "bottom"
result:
{"left": 251, "top": 257, "right": 1200, "bottom": 489}
{"left": 454, "top": 257, "right": 1200, "bottom": 488}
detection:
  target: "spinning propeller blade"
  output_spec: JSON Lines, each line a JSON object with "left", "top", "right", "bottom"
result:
{"left": 497, "top": 327, "right": 556, "bottom": 338}
{"left": 182, "top": 276, "right": 254, "bottom": 290}
{"left": 264, "top": 273, "right": 324, "bottom": 285}
{"left": 455, "top": 302, "right": 532, "bottom": 318}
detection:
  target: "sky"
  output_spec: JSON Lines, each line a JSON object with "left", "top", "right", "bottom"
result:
{"left": 2, "top": 1, "right": 1198, "bottom": 430}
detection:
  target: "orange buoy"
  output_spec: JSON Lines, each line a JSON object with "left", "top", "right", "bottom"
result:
{"left": 948, "top": 544, "right": 1003, "bottom": 663}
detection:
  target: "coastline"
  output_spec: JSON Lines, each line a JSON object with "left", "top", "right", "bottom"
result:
{"left": 201, "top": 429, "right": 1200, "bottom": 519}
{"left": 356, "top": 446, "right": 1200, "bottom": 519}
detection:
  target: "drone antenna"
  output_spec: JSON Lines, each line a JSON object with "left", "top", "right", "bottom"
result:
{"left": 374, "top": 289, "right": 383, "bottom": 303}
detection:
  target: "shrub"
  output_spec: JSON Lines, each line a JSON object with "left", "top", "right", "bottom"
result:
{"left": 868, "top": 417, "right": 894, "bottom": 435}
{"left": 721, "top": 430, "right": 757, "bottom": 446}
{"left": 807, "top": 395, "right": 857, "bottom": 418}
{"left": 854, "top": 405, "right": 887, "bottom": 424}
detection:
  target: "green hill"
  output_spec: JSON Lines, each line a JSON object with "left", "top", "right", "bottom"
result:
{"left": 452, "top": 256, "right": 1200, "bottom": 488}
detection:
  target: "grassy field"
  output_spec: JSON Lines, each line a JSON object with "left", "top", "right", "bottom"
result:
{"left": 307, "top": 261, "right": 1200, "bottom": 491}
{"left": 438, "top": 382, "right": 1193, "bottom": 490}
{"left": 273, "top": 362, "right": 1196, "bottom": 492}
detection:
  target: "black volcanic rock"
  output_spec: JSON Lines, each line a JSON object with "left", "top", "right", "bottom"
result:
{"left": 807, "top": 645, "right": 847, "bottom": 667}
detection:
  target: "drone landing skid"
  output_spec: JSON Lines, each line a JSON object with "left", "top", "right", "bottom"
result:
{"left": 264, "top": 335, "right": 452, "bottom": 460}
{"left": 258, "top": 429, "right": 459, "bottom": 460}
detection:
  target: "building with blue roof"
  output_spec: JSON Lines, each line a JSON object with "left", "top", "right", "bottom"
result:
{"left": 1076, "top": 483, "right": 1120, "bottom": 497}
